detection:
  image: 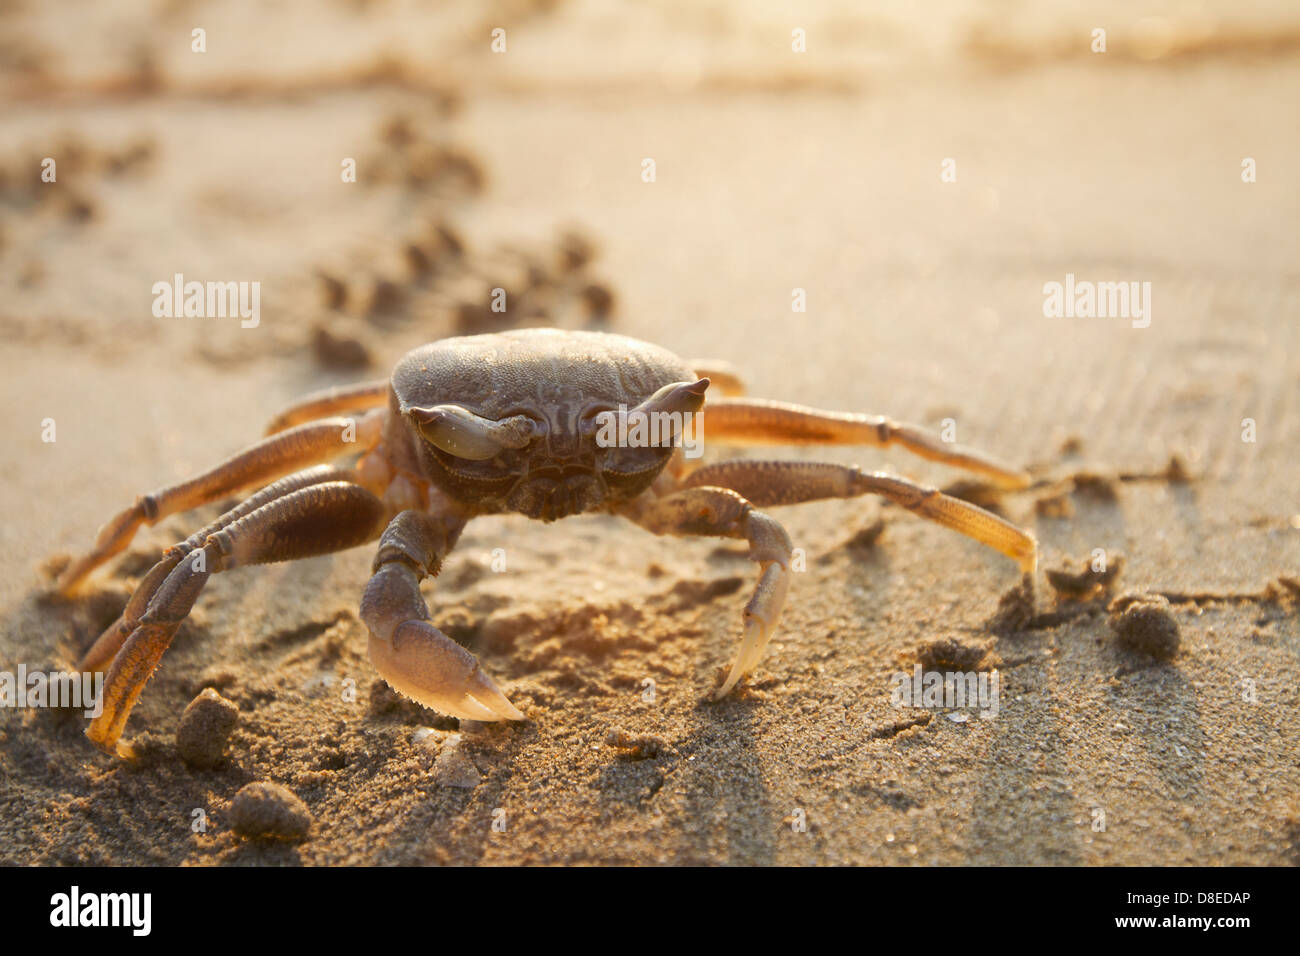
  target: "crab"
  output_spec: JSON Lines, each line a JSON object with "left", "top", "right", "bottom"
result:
{"left": 56, "top": 328, "right": 1037, "bottom": 756}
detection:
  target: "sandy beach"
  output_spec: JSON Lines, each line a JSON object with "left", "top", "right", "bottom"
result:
{"left": 1, "top": 0, "right": 1297, "bottom": 865}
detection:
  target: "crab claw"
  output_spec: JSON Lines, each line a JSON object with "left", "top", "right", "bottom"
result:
{"left": 715, "top": 560, "right": 790, "bottom": 699}
{"left": 368, "top": 620, "right": 525, "bottom": 722}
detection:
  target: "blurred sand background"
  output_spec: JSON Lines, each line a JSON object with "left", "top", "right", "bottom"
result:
{"left": 1, "top": 0, "right": 1298, "bottom": 864}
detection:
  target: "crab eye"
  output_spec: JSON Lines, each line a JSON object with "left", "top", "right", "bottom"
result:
{"left": 406, "top": 404, "right": 540, "bottom": 460}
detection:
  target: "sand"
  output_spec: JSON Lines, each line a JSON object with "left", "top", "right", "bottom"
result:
{"left": 1, "top": 1, "right": 1298, "bottom": 865}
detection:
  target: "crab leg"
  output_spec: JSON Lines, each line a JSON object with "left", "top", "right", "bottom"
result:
{"left": 700, "top": 398, "right": 1032, "bottom": 490}
{"left": 86, "top": 480, "right": 388, "bottom": 756}
{"left": 681, "top": 460, "right": 1038, "bottom": 573}
{"left": 56, "top": 411, "right": 383, "bottom": 594}
{"left": 264, "top": 379, "right": 390, "bottom": 435}
{"left": 621, "top": 486, "right": 793, "bottom": 698}
{"left": 360, "top": 510, "right": 524, "bottom": 722}
{"left": 80, "top": 465, "right": 360, "bottom": 673}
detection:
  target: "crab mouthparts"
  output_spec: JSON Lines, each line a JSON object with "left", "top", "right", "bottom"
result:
{"left": 508, "top": 471, "right": 602, "bottom": 520}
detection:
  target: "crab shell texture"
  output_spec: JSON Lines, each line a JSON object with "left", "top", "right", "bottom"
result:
{"left": 385, "top": 328, "right": 700, "bottom": 520}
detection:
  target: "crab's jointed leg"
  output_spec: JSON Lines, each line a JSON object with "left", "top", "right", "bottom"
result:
{"left": 56, "top": 411, "right": 384, "bottom": 594}
{"left": 681, "top": 459, "right": 1038, "bottom": 573}
{"left": 700, "top": 398, "right": 1032, "bottom": 490}
{"left": 360, "top": 510, "right": 524, "bottom": 722}
{"left": 620, "top": 485, "right": 793, "bottom": 698}
{"left": 88, "top": 480, "right": 388, "bottom": 755}
{"left": 80, "top": 465, "right": 360, "bottom": 673}
{"left": 264, "top": 379, "right": 390, "bottom": 435}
